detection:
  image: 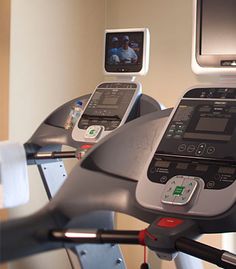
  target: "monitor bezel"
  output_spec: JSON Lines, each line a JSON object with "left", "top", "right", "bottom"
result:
{"left": 196, "top": 0, "right": 236, "bottom": 68}
{"left": 103, "top": 28, "right": 150, "bottom": 76}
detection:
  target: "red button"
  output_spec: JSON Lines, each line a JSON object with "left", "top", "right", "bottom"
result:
{"left": 157, "top": 217, "right": 183, "bottom": 228}
{"left": 80, "top": 144, "right": 93, "bottom": 149}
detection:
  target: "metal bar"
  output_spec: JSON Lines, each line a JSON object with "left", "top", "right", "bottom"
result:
{"left": 222, "top": 251, "right": 236, "bottom": 266}
{"left": 50, "top": 229, "right": 141, "bottom": 245}
{"left": 176, "top": 237, "right": 236, "bottom": 268}
{"left": 28, "top": 151, "right": 77, "bottom": 160}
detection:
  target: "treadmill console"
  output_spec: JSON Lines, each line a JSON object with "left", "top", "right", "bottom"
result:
{"left": 136, "top": 87, "right": 236, "bottom": 217}
{"left": 72, "top": 82, "right": 141, "bottom": 142}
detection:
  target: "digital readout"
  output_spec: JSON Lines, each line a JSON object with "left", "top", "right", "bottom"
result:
{"left": 195, "top": 118, "right": 228, "bottom": 132}
{"left": 155, "top": 160, "right": 170, "bottom": 168}
{"left": 218, "top": 167, "right": 236, "bottom": 175}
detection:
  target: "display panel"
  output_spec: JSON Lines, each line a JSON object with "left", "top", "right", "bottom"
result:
{"left": 156, "top": 97, "right": 236, "bottom": 162}
{"left": 201, "top": 0, "right": 236, "bottom": 55}
{"left": 78, "top": 88, "right": 136, "bottom": 131}
{"left": 195, "top": 0, "right": 236, "bottom": 68}
{"left": 195, "top": 118, "right": 228, "bottom": 132}
{"left": 105, "top": 31, "right": 144, "bottom": 73}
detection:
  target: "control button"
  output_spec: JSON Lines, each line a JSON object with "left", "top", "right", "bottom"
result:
{"left": 166, "top": 134, "right": 172, "bottom": 138}
{"left": 157, "top": 218, "right": 183, "bottom": 228}
{"left": 174, "top": 135, "right": 182, "bottom": 139}
{"left": 206, "top": 181, "right": 215, "bottom": 189}
{"left": 160, "top": 176, "right": 168, "bottom": 183}
{"left": 161, "top": 194, "right": 173, "bottom": 204}
{"left": 80, "top": 144, "right": 93, "bottom": 150}
{"left": 163, "top": 194, "right": 171, "bottom": 199}
{"left": 207, "top": 146, "right": 215, "bottom": 155}
{"left": 187, "top": 145, "right": 196, "bottom": 153}
{"left": 150, "top": 167, "right": 157, "bottom": 174}
{"left": 167, "top": 186, "right": 173, "bottom": 192}
{"left": 84, "top": 125, "right": 103, "bottom": 141}
{"left": 180, "top": 196, "right": 188, "bottom": 202}
{"left": 214, "top": 174, "right": 221, "bottom": 180}
{"left": 173, "top": 186, "right": 185, "bottom": 196}
{"left": 195, "top": 143, "right": 206, "bottom": 156}
{"left": 185, "top": 188, "right": 192, "bottom": 194}
{"left": 178, "top": 144, "right": 187, "bottom": 152}
{"left": 176, "top": 125, "right": 185, "bottom": 130}
{"left": 172, "top": 177, "right": 198, "bottom": 206}
{"left": 199, "top": 143, "right": 206, "bottom": 149}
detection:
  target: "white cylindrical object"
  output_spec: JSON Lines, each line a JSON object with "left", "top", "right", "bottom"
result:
{"left": 0, "top": 141, "right": 29, "bottom": 208}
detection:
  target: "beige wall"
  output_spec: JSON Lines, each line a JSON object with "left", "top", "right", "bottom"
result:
{"left": 8, "top": 1, "right": 106, "bottom": 268}
{"left": 0, "top": 2, "right": 10, "bottom": 269}
{"left": 0, "top": 0, "right": 10, "bottom": 141}
{"left": 106, "top": 1, "right": 221, "bottom": 269}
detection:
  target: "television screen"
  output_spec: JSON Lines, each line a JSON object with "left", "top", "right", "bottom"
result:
{"left": 201, "top": 0, "right": 236, "bottom": 56}
{"left": 195, "top": 0, "right": 236, "bottom": 68}
{"left": 105, "top": 31, "right": 144, "bottom": 73}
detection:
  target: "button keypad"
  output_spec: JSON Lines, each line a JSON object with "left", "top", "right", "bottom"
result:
{"left": 161, "top": 176, "right": 198, "bottom": 206}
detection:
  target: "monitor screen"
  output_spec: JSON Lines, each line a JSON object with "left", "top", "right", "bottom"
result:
{"left": 104, "top": 31, "right": 144, "bottom": 73}
{"left": 201, "top": 0, "right": 236, "bottom": 55}
{"left": 195, "top": 0, "right": 236, "bottom": 68}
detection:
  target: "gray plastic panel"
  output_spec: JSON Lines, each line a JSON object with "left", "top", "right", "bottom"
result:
{"left": 27, "top": 94, "right": 162, "bottom": 269}
{"left": 37, "top": 157, "right": 126, "bottom": 269}
{"left": 79, "top": 109, "right": 171, "bottom": 181}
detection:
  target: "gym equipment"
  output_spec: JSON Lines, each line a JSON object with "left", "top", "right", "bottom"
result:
{"left": 1, "top": 86, "right": 236, "bottom": 268}
{"left": 72, "top": 28, "right": 150, "bottom": 143}
{"left": 72, "top": 82, "right": 142, "bottom": 143}
{"left": 1, "top": 93, "right": 160, "bottom": 269}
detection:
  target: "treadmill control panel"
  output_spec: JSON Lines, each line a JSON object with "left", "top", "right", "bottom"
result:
{"left": 158, "top": 91, "right": 236, "bottom": 162}
{"left": 136, "top": 87, "right": 236, "bottom": 216}
{"left": 153, "top": 87, "right": 236, "bottom": 190}
{"left": 72, "top": 82, "right": 141, "bottom": 142}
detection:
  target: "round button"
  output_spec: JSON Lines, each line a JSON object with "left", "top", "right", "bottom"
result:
{"left": 214, "top": 174, "right": 221, "bottom": 180}
{"left": 160, "top": 176, "right": 168, "bottom": 183}
{"left": 178, "top": 144, "right": 187, "bottom": 152}
{"left": 187, "top": 145, "right": 196, "bottom": 153}
{"left": 207, "top": 181, "right": 215, "bottom": 189}
{"left": 207, "top": 146, "right": 215, "bottom": 154}
{"left": 150, "top": 167, "right": 156, "bottom": 174}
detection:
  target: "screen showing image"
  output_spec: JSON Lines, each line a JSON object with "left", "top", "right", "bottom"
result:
{"left": 201, "top": 0, "right": 236, "bottom": 55}
{"left": 105, "top": 31, "right": 144, "bottom": 72}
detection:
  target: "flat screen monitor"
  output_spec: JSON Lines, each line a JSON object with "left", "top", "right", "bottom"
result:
{"left": 194, "top": 0, "right": 236, "bottom": 71}
{"left": 104, "top": 28, "right": 150, "bottom": 76}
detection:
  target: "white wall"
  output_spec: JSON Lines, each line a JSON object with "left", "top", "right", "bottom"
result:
{"left": 8, "top": 1, "right": 106, "bottom": 268}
